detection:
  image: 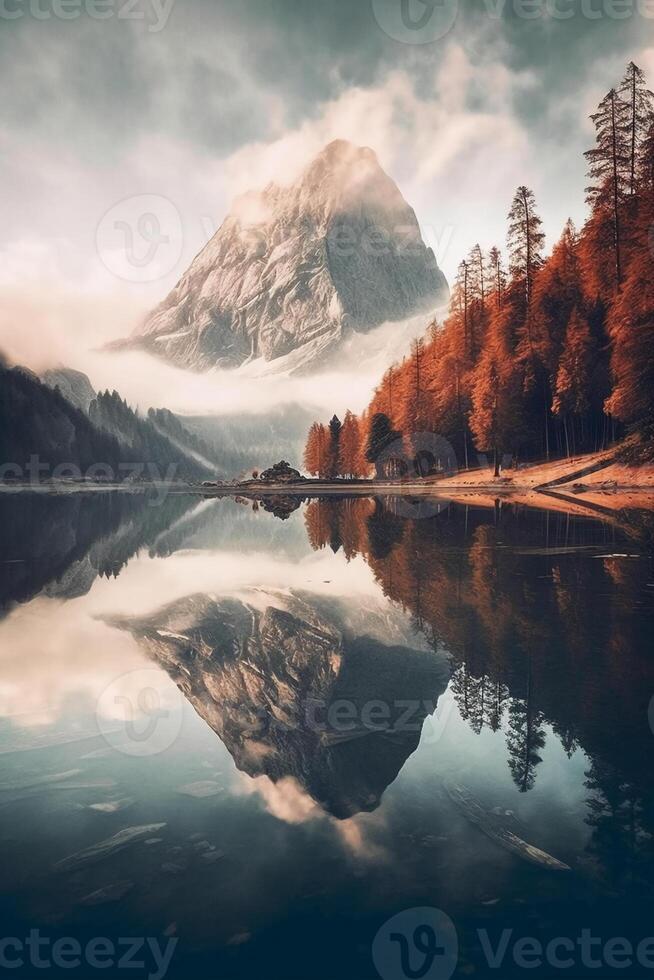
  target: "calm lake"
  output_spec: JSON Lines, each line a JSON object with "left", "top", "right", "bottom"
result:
{"left": 1, "top": 490, "right": 654, "bottom": 979}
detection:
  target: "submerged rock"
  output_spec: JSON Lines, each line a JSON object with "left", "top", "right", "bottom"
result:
{"left": 445, "top": 783, "right": 570, "bottom": 872}
{"left": 54, "top": 823, "right": 166, "bottom": 873}
{"left": 87, "top": 798, "right": 134, "bottom": 814}
{"left": 79, "top": 880, "right": 134, "bottom": 906}
{"left": 177, "top": 781, "right": 224, "bottom": 798}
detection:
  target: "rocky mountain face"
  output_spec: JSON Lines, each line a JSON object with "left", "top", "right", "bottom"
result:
{"left": 119, "top": 140, "right": 448, "bottom": 373}
{"left": 43, "top": 367, "right": 97, "bottom": 414}
{"left": 110, "top": 589, "right": 449, "bottom": 818}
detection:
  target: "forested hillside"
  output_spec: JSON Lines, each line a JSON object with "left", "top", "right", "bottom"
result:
{"left": 0, "top": 363, "right": 217, "bottom": 482}
{"left": 305, "top": 62, "right": 654, "bottom": 478}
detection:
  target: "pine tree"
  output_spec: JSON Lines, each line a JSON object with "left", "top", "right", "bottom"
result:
{"left": 530, "top": 219, "right": 581, "bottom": 377}
{"left": 457, "top": 258, "right": 471, "bottom": 357}
{"left": 605, "top": 241, "right": 654, "bottom": 440}
{"left": 467, "top": 244, "right": 488, "bottom": 357}
{"left": 552, "top": 308, "right": 597, "bottom": 455}
{"left": 506, "top": 686, "right": 546, "bottom": 793}
{"left": 366, "top": 413, "right": 400, "bottom": 478}
{"left": 340, "top": 410, "right": 364, "bottom": 478}
{"left": 508, "top": 187, "right": 548, "bottom": 454}
{"left": 469, "top": 243, "right": 486, "bottom": 309}
{"left": 487, "top": 246, "right": 506, "bottom": 310}
{"left": 328, "top": 415, "right": 342, "bottom": 478}
{"left": 399, "top": 337, "right": 430, "bottom": 443}
{"left": 470, "top": 297, "right": 524, "bottom": 476}
{"left": 585, "top": 88, "right": 630, "bottom": 286}
{"left": 639, "top": 118, "right": 654, "bottom": 192}
{"left": 619, "top": 62, "right": 654, "bottom": 196}
{"left": 507, "top": 186, "right": 545, "bottom": 316}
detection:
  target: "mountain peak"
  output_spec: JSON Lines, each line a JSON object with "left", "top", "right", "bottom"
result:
{"left": 120, "top": 141, "right": 448, "bottom": 373}
{"left": 309, "top": 139, "right": 378, "bottom": 168}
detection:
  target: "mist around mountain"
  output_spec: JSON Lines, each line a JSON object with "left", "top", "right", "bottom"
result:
{"left": 179, "top": 403, "right": 317, "bottom": 476}
{"left": 41, "top": 365, "right": 316, "bottom": 478}
{"left": 114, "top": 140, "right": 447, "bottom": 375}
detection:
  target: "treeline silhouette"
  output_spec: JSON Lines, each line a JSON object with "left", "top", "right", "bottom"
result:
{"left": 0, "top": 361, "right": 218, "bottom": 482}
{"left": 305, "top": 62, "right": 654, "bottom": 478}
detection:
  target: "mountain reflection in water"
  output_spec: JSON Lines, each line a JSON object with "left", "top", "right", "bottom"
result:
{"left": 1, "top": 490, "right": 654, "bottom": 978}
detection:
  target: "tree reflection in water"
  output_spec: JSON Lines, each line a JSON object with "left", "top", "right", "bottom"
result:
{"left": 304, "top": 495, "right": 654, "bottom": 892}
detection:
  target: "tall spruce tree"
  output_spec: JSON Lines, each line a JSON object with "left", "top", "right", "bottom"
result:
{"left": 585, "top": 88, "right": 630, "bottom": 286}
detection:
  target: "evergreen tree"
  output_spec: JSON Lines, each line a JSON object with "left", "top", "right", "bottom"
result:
{"left": 585, "top": 87, "right": 630, "bottom": 286}
{"left": 366, "top": 413, "right": 400, "bottom": 478}
{"left": 328, "top": 414, "right": 342, "bottom": 478}
{"left": 552, "top": 308, "right": 597, "bottom": 455}
{"left": 507, "top": 185, "right": 545, "bottom": 316}
{"left": 339, "top": 410, "right": 365, "bottom": 478}
{"left": 619, "top": 62, "right": 654, "bottom": 196}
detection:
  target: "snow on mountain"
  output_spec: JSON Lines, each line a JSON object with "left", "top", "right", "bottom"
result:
{"left": 117, "top": 140, "right": 448, "bottom": 374}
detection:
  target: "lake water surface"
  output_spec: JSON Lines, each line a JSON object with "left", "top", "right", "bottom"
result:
{"left": 1, "top": 491, "right": 654, "bottom": 978}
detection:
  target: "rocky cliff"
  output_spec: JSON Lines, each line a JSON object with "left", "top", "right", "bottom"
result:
{"left": 119, "top": 140, "right": 447, "bottom": 374}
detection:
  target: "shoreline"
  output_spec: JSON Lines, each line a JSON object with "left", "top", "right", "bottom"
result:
{"left": 2, "top": 477, "right": 654, "bottom": 508}
{"left": 2, "top": 450, "right": 654, "bottom": 515}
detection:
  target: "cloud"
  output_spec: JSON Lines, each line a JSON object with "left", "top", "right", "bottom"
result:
{"left": 220, "top": 44, "right": 536, "bottom": 280}
{"left": 0, "top": 5, "right": 646, "bottom": 413}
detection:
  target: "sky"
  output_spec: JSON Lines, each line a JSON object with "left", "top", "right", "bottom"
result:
{"left": 0, "top": 0, "right": 651, "bottom": 414}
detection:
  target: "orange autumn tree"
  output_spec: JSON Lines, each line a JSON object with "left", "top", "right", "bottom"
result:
{"left": 552, "top": 308, "right": 597, "bottom": 456}
{"left": 303, "top": 421, "right": 328, "bottom": 477}
{"left": 339, "top": 410, "right": 367, "bottom": 478}
{"left": 303, "top": 62, "right": 654, "bottom": 471}
{"left": 470, "top": 286, "right": 525, "bottom": 476}
{"left": 605, "top": 206, "right": 654, "bottom": 441}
